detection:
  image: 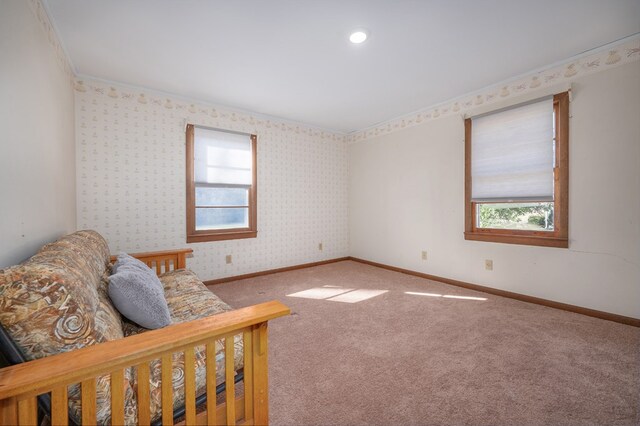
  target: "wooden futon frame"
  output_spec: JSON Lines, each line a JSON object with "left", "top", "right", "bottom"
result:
{"left": 0, "top": 249, "right": 289, "bottom": 425}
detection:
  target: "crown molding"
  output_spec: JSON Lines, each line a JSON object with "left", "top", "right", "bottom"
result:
{"left": 27, "top": 0, "right": 75, "bottom": 82}
{"left": 34, "top": 0, "right": 639, "bottom": 142}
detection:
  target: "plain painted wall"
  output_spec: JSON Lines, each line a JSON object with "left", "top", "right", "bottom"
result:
{"left": 349, "top": 61, "right": 640, "bottom": 318}
{"left": 0, "top": 1, "right": 76, "bottom": 266}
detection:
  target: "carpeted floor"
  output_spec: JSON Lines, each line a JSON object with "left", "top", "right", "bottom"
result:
{"left": 209, "top": 260, "right": 640, "bottom": 425}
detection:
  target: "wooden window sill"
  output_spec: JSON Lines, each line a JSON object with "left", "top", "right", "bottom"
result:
{"left": 187, "top": 230, "right": 257, "bottom": 243}
{"left": 464, "top": 231, "right": 568, "bottom": 248}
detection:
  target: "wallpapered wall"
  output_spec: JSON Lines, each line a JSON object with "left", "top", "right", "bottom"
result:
{"left": 75, "top": 80, "right": 348, "bottom": 280}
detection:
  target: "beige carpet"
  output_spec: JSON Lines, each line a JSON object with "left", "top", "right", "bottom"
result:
{"left": 209, "top": 260, "right": 640, "bottom": 425}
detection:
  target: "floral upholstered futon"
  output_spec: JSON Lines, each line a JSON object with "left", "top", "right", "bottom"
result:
{"left": 0, "top": 230, "right": 243, "bottom": 425}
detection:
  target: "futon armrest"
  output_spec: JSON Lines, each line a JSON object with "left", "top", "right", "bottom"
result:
{"left": 0, "top": 300, "right": 290, "bottom": 401}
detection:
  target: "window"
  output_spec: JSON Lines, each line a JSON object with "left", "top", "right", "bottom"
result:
{"left": 464, "top": 92, "right": 569, "bottom": 248}
{"left": 186, "top": 124, "right": 257, "bottom": 243}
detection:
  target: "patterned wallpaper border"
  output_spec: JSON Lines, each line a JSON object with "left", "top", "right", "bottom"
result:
{"left": 75, "top": 34, "right": 640, "bottom": 144}
{"left": 72, "top": 79, "right": 348, "bottom": 143}
{"left": 346, "top": 35, "right": 640, "bottom": 144}
{"left": 28, "top": 0, "right": 74, "bottom": 82}
{"left": 33, "top": 0, "right": 639, "bottom": 144}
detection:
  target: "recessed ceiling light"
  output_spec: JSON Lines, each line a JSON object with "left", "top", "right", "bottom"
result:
{"left": 349, "top": 30, "right": 368, "bottom": 44}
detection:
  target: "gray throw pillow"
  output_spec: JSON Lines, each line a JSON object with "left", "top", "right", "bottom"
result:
{"left": 113, "top": 253, "right": 158, "bottom": 279}
{"left": 108, "top": 253, "right": 171, "bottom": 329}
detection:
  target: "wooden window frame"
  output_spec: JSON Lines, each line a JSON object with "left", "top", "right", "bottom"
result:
{"left": 186, "top": 124, "right": 257, "bottom": 243}
{"left": 464, "top": 91, "right": 569, "bottom": 248}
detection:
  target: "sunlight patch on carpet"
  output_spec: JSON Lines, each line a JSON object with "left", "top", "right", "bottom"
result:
{"left": 287, "top": 287, "right": 354, "bottom": 299}
{"left": 327, "top": 289, "right": 389, "bottom": 303}
{"left": 405, "top": 291, "right": 487, "bottom": 301}
{"left": 287, "top": 287, "right": 388, "bottom": 303}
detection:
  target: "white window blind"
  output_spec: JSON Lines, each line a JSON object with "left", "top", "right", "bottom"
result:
{"left": 194, "top": 126, "right": 252, "bottom": 187}
{"left": 471, "top": 98, "right": 554, "bottom": 202}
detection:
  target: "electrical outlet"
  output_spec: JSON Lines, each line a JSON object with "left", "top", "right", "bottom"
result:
{"left": 226, "top": 255, "right": 232, "bottom": 264}
{"left": 485, "top": 259, "right": 493, "bottom": 271}
{"left": 318, "top": 242, "right": 323, "bottom": 251}
{"left": 421, "top": 250, "right": 428, "bottom": 260}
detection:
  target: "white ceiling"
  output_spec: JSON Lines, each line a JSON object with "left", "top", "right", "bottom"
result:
{"left": 45, "top": 0, "right": 640, "bottom": 133}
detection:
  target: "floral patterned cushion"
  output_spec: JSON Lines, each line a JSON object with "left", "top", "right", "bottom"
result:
{"left": 123, "top": 269, "right": 244, "bottom": 424}
{"left": 0, "top": 230, "right": 136, "bottom": 425}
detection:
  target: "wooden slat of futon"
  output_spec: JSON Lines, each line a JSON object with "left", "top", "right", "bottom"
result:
{"left": 81, "top": 378, "right": 96, "bottom": 425}
{"left": 161, "top": 354, "right": 173, "bottom": 425}
{"left": 252, "top": 323, "right": 269, "bottom": 426}
{"left": 243, "top": 330, "right": 254, "bottom": 423}
{"left": 0, "top": 397, "right": 18, "bottom": 426}
{"left": 137, "top": 362, "right": 151, "bottom": 425}
{"left": 183, "top": 396, "right": 246, "bottom": 426}
{"left": 225, "top": 336, "right": 236, "bottom": 425}
{"left": 110, "top": 370, "right": 125, "bottom": 426}
{"left": 165, "top": 259, "right": 171, "bottom": 273}
{"left": 184, "top": 347, "right": 196, "bottom": 425}
{"left": 51, "top": 386, "right": 68, "bottom": 426}
{"left": 206, "top": 342, "right": 217, "bottom": 426}
{"left": 155, "top": 261, "right": 162, "bottom": 276}
{"left": 17, "top": 397, "right": 36, "bottom": 426}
